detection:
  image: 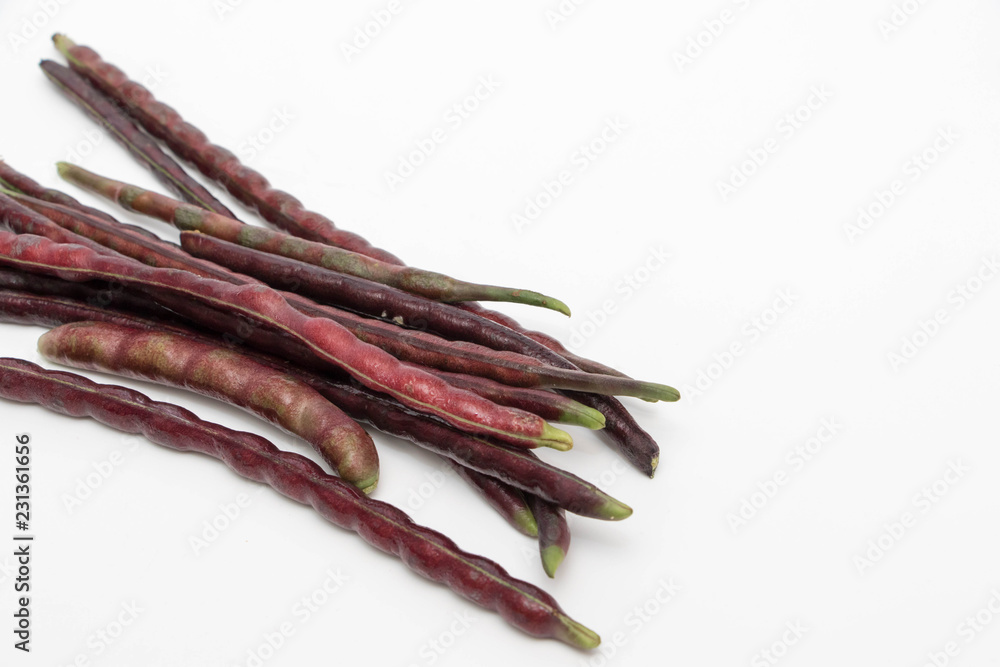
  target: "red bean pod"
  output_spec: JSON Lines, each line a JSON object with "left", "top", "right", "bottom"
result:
{"left": 49, "top": 34, "right": 666, "bottom": 474}
{"left": 54, "top": 35, "right": 398, "bottom": 263}
{"left": 179, "top": 231, "right": 678, "bottom": 403}
{"left": 305, "top": 379, "right": 633, "bottom": 521}
{"left": 526, "top": 495, "right": 572, "bottom": 578}
{"left": 38, "top": 321, "right": 380, "bottom": 492}
{"left": 0, "top": 159, "right": 120, "bottom": 224}
{"left": 8, "top": 192, "right": 236, "bottom": 277}
{"left": 3, "top": 162, "right": 616, "bottom": 399}
{"left": 421, "top": 368, "right": 605, "bottom": 430}
{"left": 57, "top": 162, "right": 570, "bottom": 314}
{"left": 0, "top": 267, "right": 206, "bottom": 329}
{"left": 0, "top": 192, "right": 110, "bottom": 254}
{"left": 0, "top": 231, "right": 572, "bottom": 450}
{"left": 0, "top": 285, "right": 629, "bottom": 520}
{"left": 0, "top": 286, "right": 174, "bottom": 330}
{"left": 0, "top": 253, "right": 592, "bottom": 402}
{"left": 2, "top": 180, "right": 634, "bottom": 398}
{"left": 0, "top": 357, "right": 600, "bottom": 648}
{"left": 185, "top": 234, "right": 671, "bottom": 473}
{"left": 463, "top": 301, "right": 633, "bottom": 379}
{"left": 39, "top": 60, "right": 236, "bottom": 218}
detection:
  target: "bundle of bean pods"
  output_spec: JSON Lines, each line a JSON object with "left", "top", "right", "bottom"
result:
{"left": 0, "top": 34, "right": 679, "bottom": 649}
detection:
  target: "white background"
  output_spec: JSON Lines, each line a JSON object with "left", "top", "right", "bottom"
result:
{"left": 1, "top": 1, "right": 999, "bottom": 665}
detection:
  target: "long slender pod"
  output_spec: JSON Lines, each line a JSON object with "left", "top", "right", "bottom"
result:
{"left": 0, "top": 218, "right": 661, "bottom": 401}
{"left": 40, "top": 44, "right": 636, "bottom": 380}
{"left": 57, "top": 162, "right": 569, "bottom": 313}
{"left": 0, "top": 288, "right": 630, "bottom": 521}
{"left": 39, "top": 322, "right": 380, "bottom": 492}
{"left": 0, "top": 231, "right": 573, "bottom": 450}
{"left": 179, "top": 232, "right": 677, "bottom": 402}
{"left": 8, "top": 169, "right": 639, "bottom": 397}
{"left": 6, "top": 191, "right": 259, "bottom": 282}
{"left": 0, "top": 192, "right": 112, "bottom": 254}
{"left": 0, "top": 159, "right": 120, "bottom": 224}
{"left": 0, "top": 286, "right": 177, "bottom": 330}
{"left": 0, "top": 358, "right": 599, "bottom": 648}
{"left": 54, "top": 35, "right": 399, "bottom": 262}
{"left": 421, "top": 368, "right": 605, "bottom": 430}
{"left": 306, "top": 380, "right": 632, "bottom": 521}
{"left": 188, "top": 234, "right": 671, "bottom": 472}
{"left": 40, "top": 61, "right": 235, "bottom": 217}
{"left": 52, "top": 35, "right": 666, "bottom": 473}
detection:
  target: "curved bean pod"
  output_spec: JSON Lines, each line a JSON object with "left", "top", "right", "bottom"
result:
{"left": 179, "top": 231, "right": 678, "bottom": 403}
{"left": 38, "top": 321, "right": 380, "bottom": 492}
{"left": 6, "top": 167, "right": 642, "bottom": 398}
{"left": 0, "top": 286, "right": 629, "bottom": 521}
{"left": 0, "top": 231, "right": 572, "bottom": 450}
{"left": 57, "top": 162, "right": 570, "bottom": 314}
{"left": 0, "top": 286, "right": 175, "bottom": 330}
{"left": 40, "top": 60, "right": 236, "bottom": 217}
{"left": 49, "top": 34, "right": 667, "bottom": 474}
{"left": 0, "top": 159, "right": 120, "bottom": 224}
{"left": 54, "top": 35, "right": 398, "bottom": 263}
{"left": 0, "top": 357, "right": 600, "bottom": 649}
{"left": 0, "top": 191, "right": 110, "bottom": 254}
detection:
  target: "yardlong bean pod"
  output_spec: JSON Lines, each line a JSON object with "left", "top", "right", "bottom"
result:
{"left": 0, "top": 357, "right": 600, "bottom": 648}
{"left": 39, "top": 321, "right": 380, "bottom": 492}
{"left": 54, "top": 34, "right": 399, "bottom": 262}
{"left": 57, "top": 162, "right": 571, "bottom": 313}
{"left": 40, "top": 60, "right": 236, "bottom": 217}
{"left": 0, "top": 231, "right": 573, "bottom": 451}
{"left": 0, "top": 286, "right": 631, "bottom": 520}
